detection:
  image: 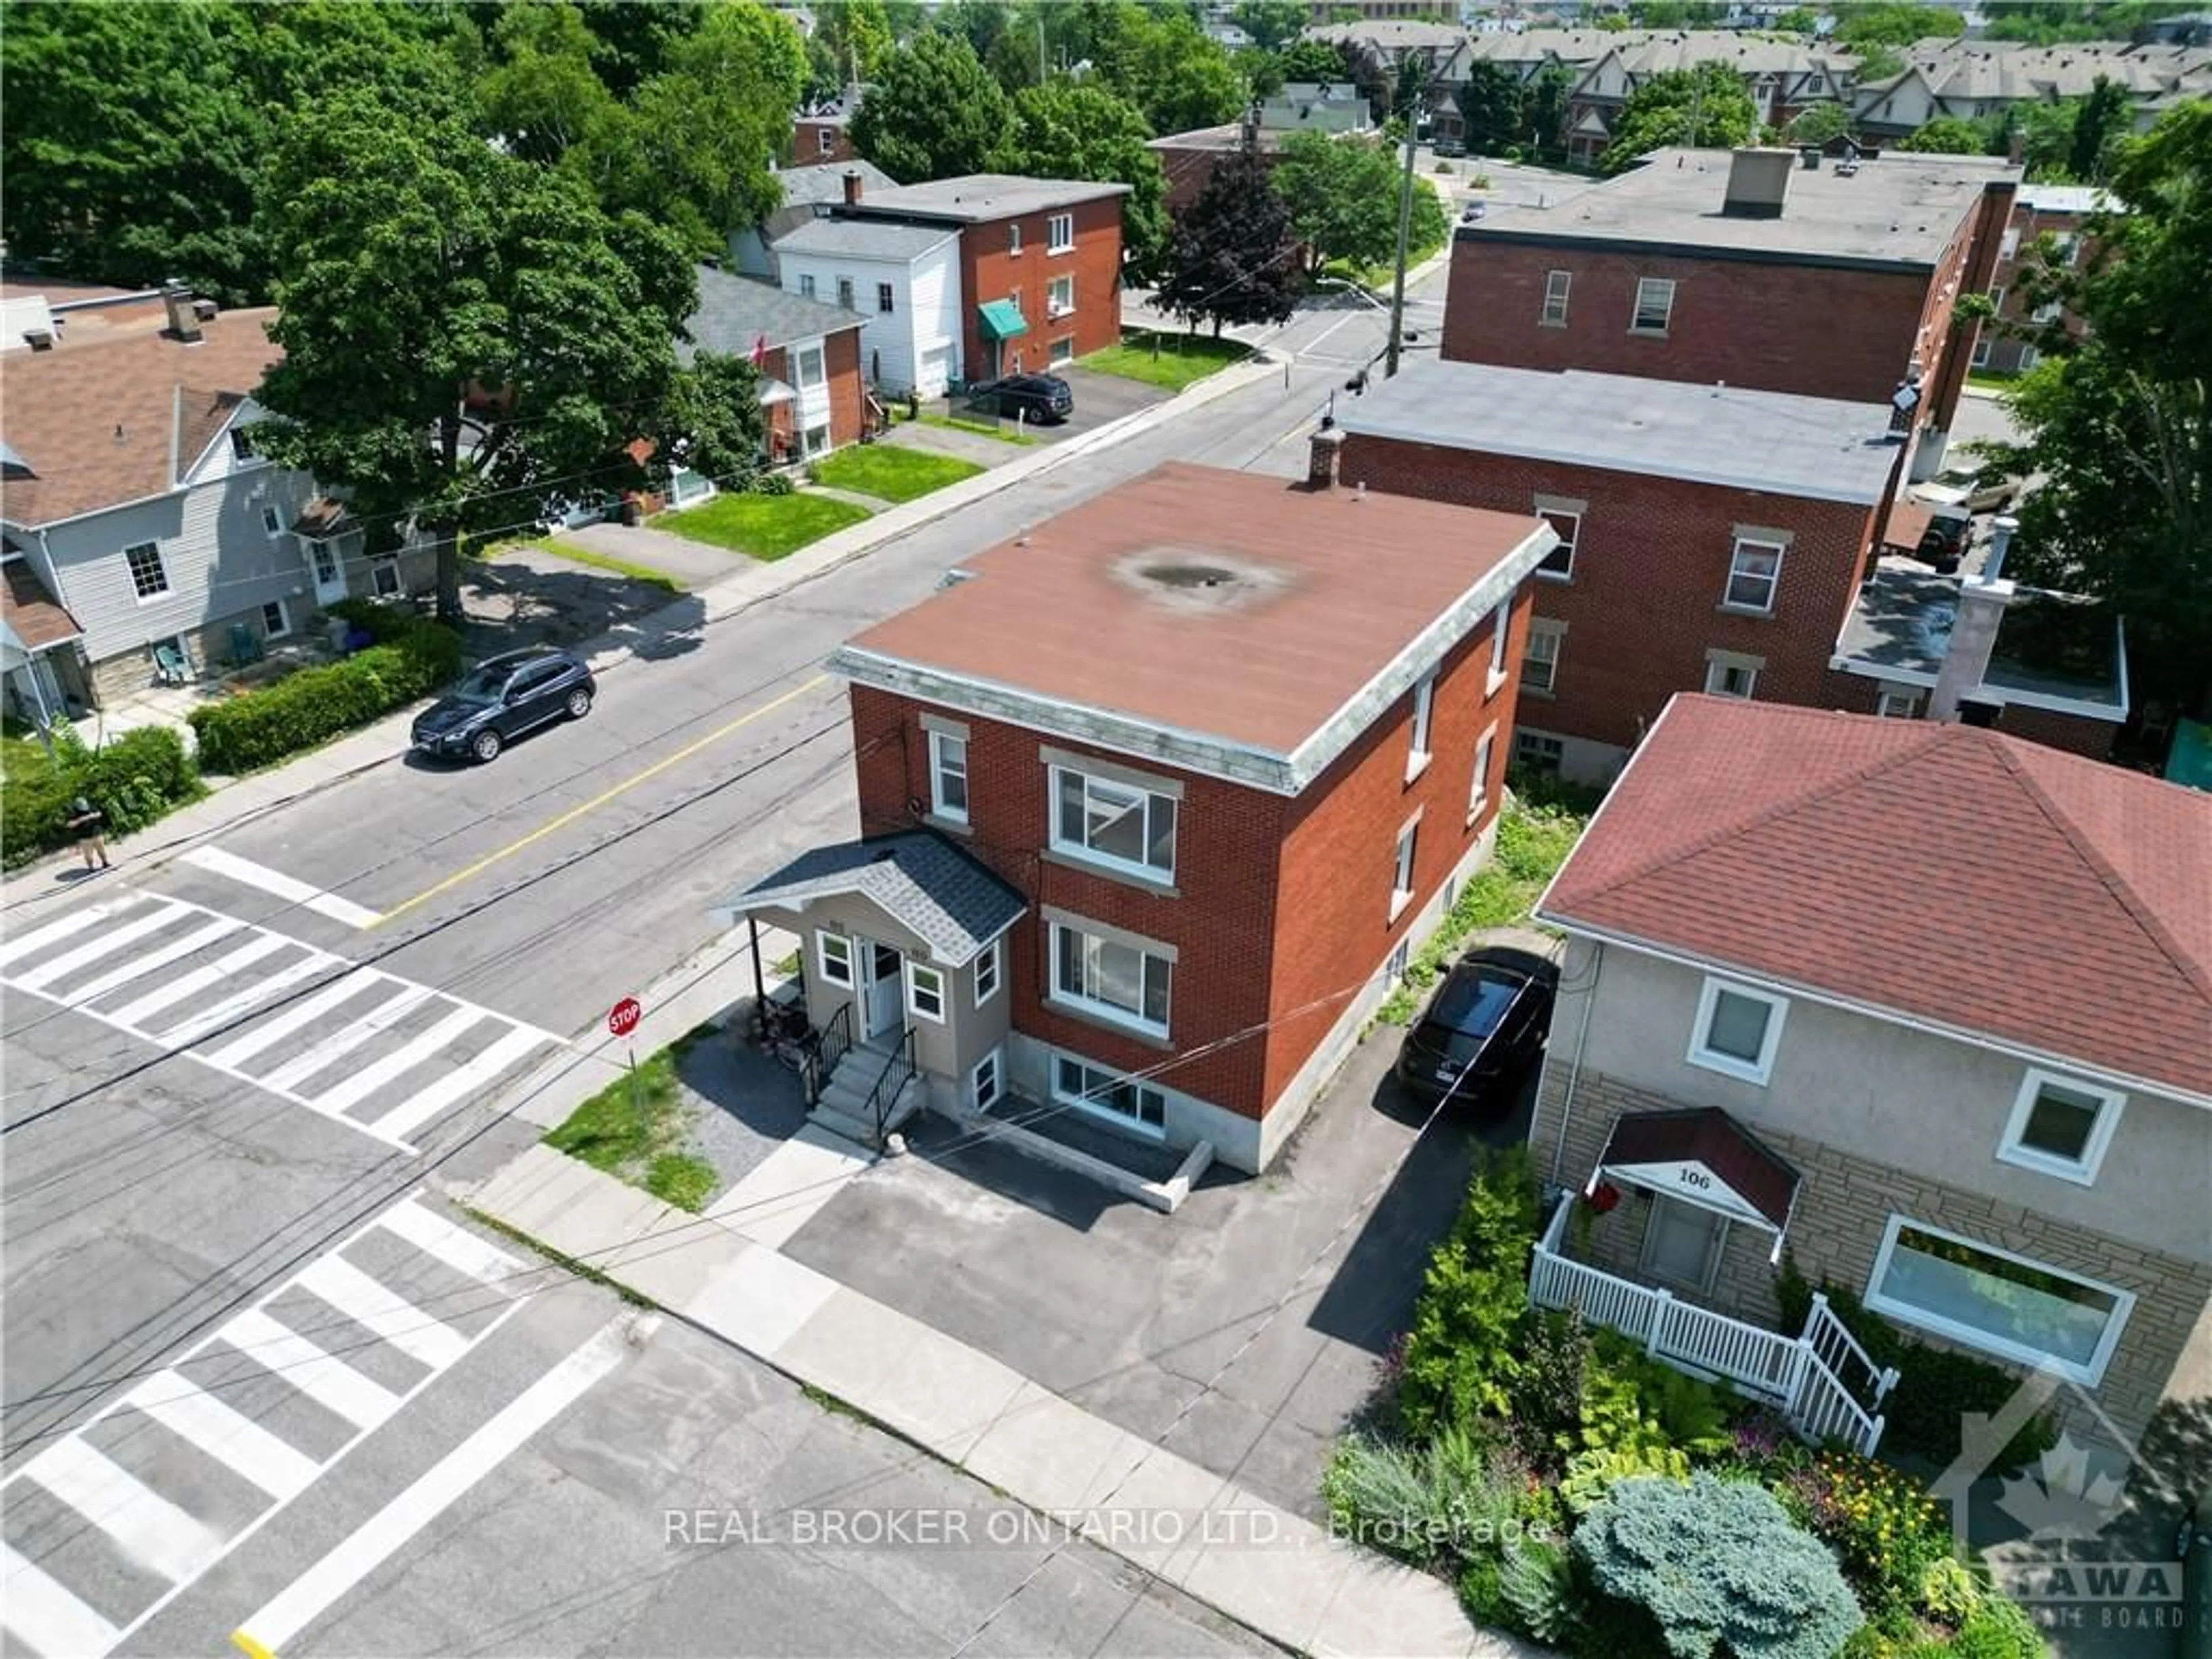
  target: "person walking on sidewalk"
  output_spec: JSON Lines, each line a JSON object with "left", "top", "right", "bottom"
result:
{"left": 66, "top": 796, "right": 111, "bottom": 872}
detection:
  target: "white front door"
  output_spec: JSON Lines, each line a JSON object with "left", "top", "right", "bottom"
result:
{"left": 859, "top": 940, "right": 904, "bottom": 1040}
{"left": 305, "top": 539, "right": 347, "bottom": 605}
{"left": 1639, "top": 1195, "right": 1729, "bottom": 1294}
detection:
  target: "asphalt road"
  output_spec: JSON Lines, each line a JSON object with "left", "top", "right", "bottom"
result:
{"left": 0, "top": 275, "right": 1436, "bottom": 1658}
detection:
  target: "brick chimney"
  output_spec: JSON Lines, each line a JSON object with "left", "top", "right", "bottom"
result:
{"left": 842, "top": 168, "right": 863, "bottom": 207}
{"left": 161, "top": 281, "right": 202, "bottom": 343}
{"left": 1928, "top": 574, "right": 2014, "bottom": 724}
{"left": 1308, "top": 426, "right": 1344, "bottom": 489}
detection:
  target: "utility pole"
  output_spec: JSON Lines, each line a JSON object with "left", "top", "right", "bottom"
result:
{"left": 1385, "top": 99, "right": 1419, "bottom": 379}
{"left": 1038, "top": 12, "right": 1047, "bottom": 86}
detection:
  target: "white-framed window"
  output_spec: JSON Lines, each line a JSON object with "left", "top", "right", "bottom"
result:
{"left": 1516, "top": 730, "right": 1563, "bottom": 772}
{"left": 1050, "top": 921, "right": 1171, "bottom": 1037}
{"left": 1053, "top": 1053, "right": 1165, "bottom": 1137}
{"left": 804, "top": 421, "right": 831, "bottom": 456}
{"left": 1876, "top": 686, "right": 1921, "bottom": 719}
{"left": 2018, "top": 344, "right": 2040, "bottom": 372}
{"left": 310, "top": 541, "right": 340, "bottom": 586}
{"left": 1687, "top": 976, "right": 1787, "bottom": 1085}
{"left": 1540, "top": 268, "right": 1571, "bottom": 327}
{"left": 1631, "top": 276, "right": 1676, "bottom": 334}
{"left": 799, "top": 273, "right": 818, "bottom": 299}
{"left": 1389, "top": 819, "right": 1418, "bottom": 921}
{"left": 1705, "top": 659, "right": 1758, "bottom": 699}
{"left": 1999, "top": 226, "right": 2021, "bottom": 262}
{"left": 817, "top": 126, "right": 835, "bottom": 157}
{"left": 1970, "top": 332, "right": 1992, "bottom": 369}
{"left": 260, "top": 599, "right": 290, "bottom": 639}
{"left": 1865, "top": 1216, "right": 2135, "bottom": 1385}
{"left": 906, "top": 960, "right": 946, "bottom": 1023}
{"left": 973, "top": 937, "right": 1002, "bottom": 1005}
{"left": 260, "top": 506, "right": 285, "bottom": 538}
{"left": 1486, "top": 597, "right": 1512, "bottom": 691}
{"left": 1386, "top": 938, "right": 1411, "bottom": 984}
{"left": 2032, "top": 299, "right": 2063, "bottom": 324}
{"left": 1724, "top": 538, "right": 1783, "bottom": 613}
{"left": 2057, "top": 233, "right": 2082, "bottom": 267}
{"left": 1469, "top": 726, "right": 1497, "bottom": 821}
{"left": 877, "top": 282, "right": 895, "bottom": 314}
{"left": 1524, "top": 623, "right": 1561, "bottom": 694}
{"left": 1998, "top": 1069, "right": 2125, "bottom": 1185}
{"left": 836, "top": 275, "right": 855, "bottom": 309}
{"left": 795, "top": 343, "right": 827, "bottom": 389}
{"left": 125, "top": 540, "right": 169, "bottom": 600}
{"left": 1047, "top": 274, "right": 1074, "bottom": 317}
{"left": 1406, "top": 674, "right": 1435, "bottom": 780}
{"left": 229, "top": 426, "right": 256, "bottom": 461}
{"left": 1050, "top": 765, "right": 1176, "bottom": 882}
{"left": 1009, "top": 222, "right": 1022, "bottom": 255}
{"left": 1047, "top": 211, "right": 1074, "bottom": 252}
{"left": 816, "top": 930, "right": 855, "bottom": 987}
{"left": 1048, "top": 336, "right": 1074, "bottom": 365}
{"left": 929, "top": 729, "right": 969, "bottom": 823}
{"left": 371, "top": 558, "right": 403, "bottom": 598}
{"left": 972, "top": 1047, "right": 1004, "bottom": 1111}
{"left": 1988, "top": 283, "right": 2006, "bottom": 312}
{"left": 1536, "top": 508, "right": 1578, "bottom": 580}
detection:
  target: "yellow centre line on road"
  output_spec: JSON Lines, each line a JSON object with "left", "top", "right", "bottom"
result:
{"left": 371, "top": 674, "right": 831, "bottom": 929}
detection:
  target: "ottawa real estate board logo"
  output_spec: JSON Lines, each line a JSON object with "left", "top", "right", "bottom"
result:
{"left": 1932, "top": 1369, "right": 2193, "bottom": 1642}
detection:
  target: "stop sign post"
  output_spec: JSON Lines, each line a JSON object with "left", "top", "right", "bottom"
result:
{"left": 609, "top": 996, "right": 643, "bottom": 1115}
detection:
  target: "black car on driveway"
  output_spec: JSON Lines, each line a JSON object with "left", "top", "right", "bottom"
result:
{"left": 967, "top": 372, "right": 1073, "bottom": 425}
{"left": 410, "top": 646, "right": 595, "bottom": 763}
{"left": 1395, "top": 945, "right": 1560, "bottom": 1110}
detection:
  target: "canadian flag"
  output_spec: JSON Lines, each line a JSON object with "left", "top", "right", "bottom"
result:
{"left": 751, "top": 334, "right": 768, "bottom": 367}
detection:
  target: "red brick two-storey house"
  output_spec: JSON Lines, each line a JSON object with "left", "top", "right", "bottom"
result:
{"left": 717, "top": 464, "right": 1555, "bottom": 1180}
{"left": 1972, "top": 183, "right": 2114, "bottom": 378}
{"left": 687, "top": 264, "right": 870, "bottom": 463}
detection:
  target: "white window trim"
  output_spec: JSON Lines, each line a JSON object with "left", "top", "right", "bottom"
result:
{"left": 1048, "top": 921, "right": 1172, "bottom": 1040}
{"left": 1631, "top": 276, "right": 1676, "bottom": 335}
{"left": 1389, "top": 817, "right": 1419, "bottom": 923}
{"left": 1048, "top": 764, "right": 1177, "bottom": 885}
{"left": 261, "top": 506, "right": 286, "bottom": 539}
{"left": 1406, "top": 674, "right": 1435, "bottom": 782}
{"left": 1876, "top": 687, "right": 1921, "bottom": 718}
{"left": 1535, "top": 508, "right": 1579, "bottom": 582}
{"left": 1704, "top": 659, "right": 1758, "bottom": 699}
{"left": 1047, "top": 211, "right": 1074, "bottom": 253}
{"left": 1047, "top": 274, "right": 1074, "bottom": 318}
{"left": 371, "top": 559, "right": 403, "bottom": 598}
{"left": 877, "top": 282, "right": 896, "bottom": 315}
{"left": 1052, "top": 1052, "right": 1168, "bottom": 1140}
{"left": 929, "top": 729, "right": 969, "bottom": 824}
{"left": 971, "top": 1046, "right": 1004, "bottom": 1111}
{"left": 799, "top": 273, "right": 818, "bottom": 299}
{"left": 1723, "top": 537, "right": 1785, "bottom": 615}
{"left": 1865, "top": 1215, "right": 2134, "bottom": 1386}
{"left": 816, "top": 929, "right": 855, "bottom": 988}
{"left": 1540, "top": 268, "right": 1571, "bottom": 327}
{"left": 1009, "top": 223, "right": 1022, "bottom": 255}
{"left": 1686, "top": 975, "right": 1788, "bottom": 1085}
{"left": 1485, "top": 598, "right": 1512, "bottom": 696}
{"left": 973, "top": 937, "right": 1002, "bottom": 1006}
{"left": 1997, "top": 1068, "right": 2125, "bottom": 1185}
{"left": 795, "top": 343, "right": 827, "bottom": 390}
{"left": 1524, "top": 622, "right": 1562, "bottom": 695}
{"left": 906, "top": 960, "right": 947, "bottom": 1024}
{"left": 1469, "top": 725, "right": 1497, "bottom": 823}
{"left": 261, "top": 599, "right": 291, "bottom": 639}
{"left": 125, "top": 540, "right": 169, "bottom": 602}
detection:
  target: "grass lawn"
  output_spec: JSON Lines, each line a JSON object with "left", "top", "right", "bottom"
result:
{"left": 1080, "top": 327, "right": 1252, "bottom": 392}
{"left": 542, "top": 1027, "right": 718, "bottom": 1211}
{"left": 542, "top": 542, "right": 684, "bottom": 593}
{"left": 657, "top": 490, "right": 872, "bottom": 562}
{"left": 1967, "top": 370, "right": 2020, "bottom": 394}
{"left": 918, "top": 412, "right": 1039, "bottom": 446}
{"left": 810, "top": 444, "right": 985, "bottom": 504}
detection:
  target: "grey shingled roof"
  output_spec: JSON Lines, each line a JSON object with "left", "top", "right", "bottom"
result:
{"left": 774, "top": 159, "right": 896, "bottom": 210}
{"left": 1337, "top": 361, "right": 1900, "bottom": 505}
{"left": 849, "top": 173, "right": 1130, "bottom": 222}
{"left": 684, "top": 266, "right": 864, "bottom": 363}
{"left": 770, "top": 217, "right": 958, "bottom": 262}
{"left": 715, "top": 833, "right": 1025, "bottom": 967}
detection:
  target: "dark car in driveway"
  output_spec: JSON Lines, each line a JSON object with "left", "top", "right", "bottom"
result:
{"left": 967, "top": 373, "right": 1073, "bottom": 425}
{"left": 410, "top": 647, "right": 595, "bottom": 763}
{"left": 1395, "top": 946, "right": 1560, "bottom": 1110}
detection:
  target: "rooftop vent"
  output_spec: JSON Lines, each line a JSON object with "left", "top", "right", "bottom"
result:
{"left": 1722, "top": 147, "right": 1793, "bottom": 219}
{"left": 1113, "top": 548, "right": 1290, "bottom": 615}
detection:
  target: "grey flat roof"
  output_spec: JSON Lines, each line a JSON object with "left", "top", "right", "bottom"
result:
{"left": 684, "top": 266, "right": 863, "bottom": 362}
{"left": 1832, "top": 559, "right": 2126, "bottom": 718}
{"left": 712, "top": 832, "right": 1025, "bottom": 968}
{"left": 846, "top": 173, "right": 1130, "bottom": 223}
{"left": 1461, "top": 147, "right": 2018, "bottom": 269}
{"left": 770, "top": 217, "right": 958, "bottom": 261}
{"left": 773, "top": 159, "right": 896, "bottom": 209}
{"left": 1336, "top": 361, "right": 1900, "bottom": 505}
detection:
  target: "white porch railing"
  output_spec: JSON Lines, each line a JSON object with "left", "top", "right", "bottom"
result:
{"left": 1527, "top": 1204, "right": 1897, "bottom": 1457}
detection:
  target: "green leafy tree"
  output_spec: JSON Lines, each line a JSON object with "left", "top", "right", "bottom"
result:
{"left": 1995, "top": 102, "right": 2212, "bottom": 718}
{"left": 2013, "top": 96, "right": 2086, "bottom": 179}
{"left": 1576, "top": 1476, "right": 1863, "bottom": 1659}
{"left": 1105, "top": 6, "right": 1248, "bottom": 135}
{"left": 658, "top": 353, "right": 769, "bottom": 486}
{"left": 1396, "top": 1147, "right": 1540, "bottom": 1436}
{"left": 1156, "top": 149, "right": 1301, "bottom": 338}
{"left": 1231, "top": 0, "right": 1307, "bottom": 53}
{"left": 1835, "top": 3, "right": 1964, "bottom": 50}
{"left": 852, "top": 31, "right": 1013, "bottom": 180}
{"left": 2069, "top": 74, "right": 2132, "bottom": 183}
{"left": 1784, "top": 101, "right": 1854, "bottom": 145}
{"left": 479, "top": 1, "right": 622, "bottom": 167}
{"left": 1457, "top": 60, "right": 1525, "bottom": 155}
{"left": 1521, "top": 60, "right": 1573, "bottom": 157}
{"left": 1006, "top": 82, "right": 1168, "bottom": 280}
{"left": 574, "top": 0, "right": 699, "bottom": 96}
{"left": 1279, "top": 36, "right": 1351, "bottom": 85}
{"left": 1901, "top": 115, "right": 1991, "bottom": 154}
{"left": 253, "top": 93, "right": 699, "bottom": 623}
{"left": 1770, "top": 6, "right": 1823, "bottom": 34}
{"left": 933, "top": 0, "right": 1012, "bottom": 60}
{"left": 813, "top": 0, "right": 895, "bottom": 82}
{"left": 1600, "top": 62, "right": 1758, "bottom": 174}
{"left": 1273, "top": 130, "right": 1400, "bottom": 276}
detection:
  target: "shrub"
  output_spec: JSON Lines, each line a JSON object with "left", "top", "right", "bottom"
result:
{"left": 1505, "top": 1308, "right": 1589, "bottom": 1472}
{"left": 1499, "top": 1535, "right": 1582, "bottom": 1643}
{"left": 753, "top": 471, "right": 796, "bottom": 497}
{"left": 1396, "top": 1146, "right": 1540, "bottom": 1435}
{"left": 0, "top": 724, "right": 203, "bottom": 868}
{"left": 1323, "top": 1425, "right": 1527, "bottom": 1573}
{"left": 1778, "top": 1450, "right": 1955, "bottom": 1628}
{"left": 190, "top": 605, "right": 462, "bottom": 772}
{"left": 1939, "top": 1596, "right": 2043, "bottom": 1659}
{"left": 1575, "top": 1474, "right": 1863, "bottom": 1659}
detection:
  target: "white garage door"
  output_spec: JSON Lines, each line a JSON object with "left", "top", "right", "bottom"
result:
{"left": 919, "top": 346, "right": 953, "bottom": 398}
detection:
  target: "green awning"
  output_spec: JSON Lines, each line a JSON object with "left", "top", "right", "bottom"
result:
{"left": 977, "top": 299, "right": 1028, "bottom": 341}
{"left": 2166, "top": 718, "right": 2212, "bottom": 793}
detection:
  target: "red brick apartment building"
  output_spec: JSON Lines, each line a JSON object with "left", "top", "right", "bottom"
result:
{"left": 719, "top": 464, "right": 1556, "bottom": 1179}
{"left": 1974, "top": 183, "right": 2112, "bottom": 377}
{"left": 1443, "top": 146, "right": 2020, "bottom": 483}
{"left": 836, "top": 173, "right": 1128, "bottom": 378}
{"left": 793, "top": 84, "right": 862, "bottom": 165}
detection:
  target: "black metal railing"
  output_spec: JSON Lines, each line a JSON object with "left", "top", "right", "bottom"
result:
{"left": 801, "top": 1002, "right": 852, "bottom": 1105}
{"left": 861, "top": 1027, "right": 918, "bottom": 1147}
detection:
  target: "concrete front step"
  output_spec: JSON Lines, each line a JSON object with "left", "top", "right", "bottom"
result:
{"left": 810, "top": 1074, "right": 921, "bottom": 1148}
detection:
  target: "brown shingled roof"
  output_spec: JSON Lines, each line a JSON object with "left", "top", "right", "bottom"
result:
{"left": 1, "top": 559, "right": 82, "bottom": 649}
{"left": 1540, "top": 695, "right": 2212, "bottom": 1102}
{"left": 0, "top": 308, "right": 282, "bottom": 527}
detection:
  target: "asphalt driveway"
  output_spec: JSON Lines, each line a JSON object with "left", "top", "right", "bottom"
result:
{"left": 778, "top": 1013, "right": 1542, "bottom": 1520}
{"left": 948, "top": 366, "right": 1167, "bottom": 445}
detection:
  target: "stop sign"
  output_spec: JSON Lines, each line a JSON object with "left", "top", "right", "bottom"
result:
{"left": 607, "top": 996, "right": 642, "bottom": 1039}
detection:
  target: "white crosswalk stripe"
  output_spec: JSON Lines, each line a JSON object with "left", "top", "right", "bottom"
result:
{"left": 2, "top": 887, "right": 560, "bottom": 1149}
{"left": 0, "top": 1196, "right": 531, "bottom": 1659}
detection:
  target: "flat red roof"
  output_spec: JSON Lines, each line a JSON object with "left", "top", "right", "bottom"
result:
{"left": 841, "top": 464, "right": 1548, "bottom": 763}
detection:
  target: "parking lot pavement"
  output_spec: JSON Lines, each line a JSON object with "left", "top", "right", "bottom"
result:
{"left": 779, "top": 1018, "right": 1545, "bottom": 1522}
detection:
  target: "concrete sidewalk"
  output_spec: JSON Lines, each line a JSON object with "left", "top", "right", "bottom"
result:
{"left": 1, "top": 354, "right": 1280, "bottom": 907}
{"left": 461, "top": 1142, "right": 1536, "bottom": 1659}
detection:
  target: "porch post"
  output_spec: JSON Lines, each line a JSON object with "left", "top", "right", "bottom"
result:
{"left": 748, "top": 915, "right": 767, "bottom": 1038}
{"left": 1873, "top": 1365, "right": 1901, "bottom": 1407}
{"left": 1645, "top": 1287, "right": 1672, "bottom": 1358}
{"left": 1783, "top": 1334, "right": 1815, "bottom": 1416}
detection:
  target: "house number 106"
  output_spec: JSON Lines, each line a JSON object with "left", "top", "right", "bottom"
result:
{"left": 1677, "top": 1169, "right": 1713, "bottom": 1191}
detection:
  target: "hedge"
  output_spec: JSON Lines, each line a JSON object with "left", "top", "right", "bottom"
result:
{"left": 189, "top": 602, "right": 462, "bottom": 774}
{"left": 1, "top": 725, "right": 204, "bottom": 870}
